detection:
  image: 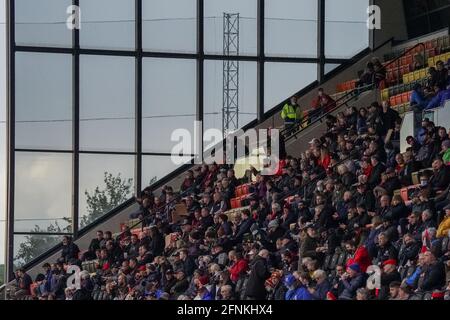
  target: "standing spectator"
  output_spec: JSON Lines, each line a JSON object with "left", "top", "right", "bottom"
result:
{"left": 245, "top": 249, "right": 271, "bottom": 300}
{"left": 83, "top": 230, "right": 105, "bottom": 261}
{"left": 60, "top": 236, "right": 80, "bottom": 264}
{"left": 281, "top": 96, "right": 300, "bottom": 130}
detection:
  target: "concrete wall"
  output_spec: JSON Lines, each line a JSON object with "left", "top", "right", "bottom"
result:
{"left": 372, "top": 0, "right": 409, "bottom": 47}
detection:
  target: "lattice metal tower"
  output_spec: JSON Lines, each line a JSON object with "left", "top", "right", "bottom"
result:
{"left": 222, "top": 13, "right": 240, "bottom": 135}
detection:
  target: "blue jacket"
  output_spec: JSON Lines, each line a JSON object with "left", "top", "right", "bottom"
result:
{"left": 201, "top": 290, "right": 213, "bottom": 301}
{"left": 439, "top": 89, "right": 450, "bottom": 107}
{"left": 310, "top": 279, "right": 331, "bottom": 300}
{"left": 339, "top": 273, "right": 366, "bottom": 300}
{"left": 425, "top": 89, "right": 450, "bottom": 110}
{"left": 416, "top": 127, "right": 428, "bottom": 145}
{"left": 285, "top": 288, "right": 298, "bottom": 300}
{"left": 410, "top": 90, "right": 426, "bottom": 107}
{"left": 294, "top": 286, "right": 314, "bottom": 300}
{"left": 406, "top": 266, "right": 422, "bottom": 288}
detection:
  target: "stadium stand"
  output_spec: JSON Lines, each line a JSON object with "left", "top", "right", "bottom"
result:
{"left": 5, "top": 32, "right": 450, "bottom": 301}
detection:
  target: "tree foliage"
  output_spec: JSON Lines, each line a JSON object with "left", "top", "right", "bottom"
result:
{"left": 80, "top": 172, "right": 133, "bottom": 228}
{"left": 14, "top": 172, "right": 133, "bottom": 268}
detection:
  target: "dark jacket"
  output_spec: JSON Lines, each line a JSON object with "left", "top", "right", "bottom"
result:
{"left": 376, "top": 243, "right": 398, "bottom": 265}
{"left": 399, "top": 160, "right": 421, "bottom": 186}
{"left": 234, "top": 218, "right": 254, "bottom": 242}
{"left": 61, "top": 242, "right": 80, "bottom": 263}
{"left": 311, "top": 279, "right": 331, "bottom": 300}
{"left": 339, "top": 273, "right": 366, "bottom": 300}
{"left": 299, "top": 235, "right": 318, "bottom": 259}
{"left": 379, "top": 270, "right": 401, "bottom": 300}
{"left": 149, "top": 232, "right": 165, "bottom": 257}
{"left": 419, "top": 261, "right": 446, "bottom": 291}
{"left": 245, "top": 255, "right": 271, "bottom": 300}
{"left": 368, "top": 162, "right": 386, "bottom": 188}
{"left": 182, "top": 256, "right": 197, "bottom": 277}
{"left": 430, "top": 166, "right": 450, "bottom": 194}
{"left": 398, "top": 241, "right": 421, "bottom": 266}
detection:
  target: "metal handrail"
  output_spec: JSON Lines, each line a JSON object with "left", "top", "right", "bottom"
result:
{"left": 280, "top": 42, "right": 427, "bottom": 142}
{"left": 281, "top": 83, "right": 375, "bottom": 142}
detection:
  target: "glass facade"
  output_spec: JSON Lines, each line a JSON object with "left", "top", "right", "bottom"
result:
{"left": 403, "top": 0, "right": 450, "bottom": 38}
{"left": 7, "top": 0, "right": 370, "bottom": 271}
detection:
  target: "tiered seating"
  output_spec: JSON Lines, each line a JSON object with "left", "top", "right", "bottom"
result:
{"left": 336, "top": 79, "right": 358, "bottom": 93}
{"left": 381, "top": 34, "right": 450, "bottom": 114}
{"left": 402, "top": 67, "right": 428, "bottom": 84}
{"left": 230, "top": 183, "right": 254, "bottom": 209}
{"left": 428, "top": 51, "right": 450, "bottom": 68}
{"left": 384, "top": 35, "right": 450, "bottom": 62}
{"left": 389, "top": 90, "right": 412, "bottom": 114}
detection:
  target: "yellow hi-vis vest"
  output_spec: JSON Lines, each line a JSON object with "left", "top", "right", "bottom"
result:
{"left": 281, "top": 103, "right": 298, "bottom": 121}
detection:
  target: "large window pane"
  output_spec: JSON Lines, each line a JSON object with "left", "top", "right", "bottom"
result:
{"left": 325, "top": 0, "right": 369, "bottom": 59}
{"left": 80, "top": 55, "right": 135, "bottom": 152}
{"left": 204, "top": 60, "right": 257, "bottom": 133}
{"left": 142, "top": 155, "right": 191, "bottom": 188}
{"left": 205, "top": 0, "right": 257, "bottom": 55}
{"left": 15, "top": 52, "right": 72, "bottom": 150}
{"left": 14, "top": 234, "right": 62, "bottom": 269}
{"left": 14, "top": 152, "right": 72, "bottom": 233}
{"left": 79, "top": 0, "right": 135, "bottom": 50}
{"left": 15, "top": 0, "right": 72, "bottom": 47}
{"left": 79, "top": 154, "right": 134, "bottom": 229}
{"left": 143, "top": 0, "right": 197, "bottom": 53}
{"left": 265, "top": 63, "right": 317, "bottom": 112}
{"left": 142, "top": 58, "right": 196, "bottom": 153}
{"left": 265, "top": 0, "right": 317, "bottom": 57}
{"left": 325, "top": 63, "right": 340, "bottom": 75}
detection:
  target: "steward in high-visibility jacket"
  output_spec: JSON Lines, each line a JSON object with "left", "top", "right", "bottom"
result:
{"left": 281, "top": 96, "right": 300, "bottom": 126}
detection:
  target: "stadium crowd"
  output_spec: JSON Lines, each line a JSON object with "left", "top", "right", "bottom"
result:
{"left": 8, "top": 56, "right": 450, "bottom": 301}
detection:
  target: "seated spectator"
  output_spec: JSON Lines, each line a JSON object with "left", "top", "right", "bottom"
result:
{"left": 430, "top": 157, "right": 450, "bottom": 196}
{"left": 378, "top": 259, "right": 401, "bottom": 300}
{"left": 338, "top": 263, "right": 366, "bottom": 300}
{"left": 437, "top": 205, "right": 450, "bottom": 238}
{"left": 418, "top": 251, "right": 446, "bottom": 292}
{"left": 435, "top": 60, "right": 449, "bottom": 90}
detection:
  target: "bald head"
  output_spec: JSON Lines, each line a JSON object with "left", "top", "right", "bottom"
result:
{"left": 259, "top": 249, "right": 269, "bottom": 259}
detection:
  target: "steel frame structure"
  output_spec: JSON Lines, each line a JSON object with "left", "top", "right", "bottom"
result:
{"left": 4, "top": 0, "right": 372, "bottom": 280}
{"left": 222, "top": 13, "right": 240, "bottom": 134}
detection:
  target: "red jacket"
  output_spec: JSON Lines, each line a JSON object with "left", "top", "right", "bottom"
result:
{"left": 319, "top": 155, "right": 331, "bottom": 170}
{"left": 363, "top": 165, "right": 373, "bottom": 178}
{"left": 229, "top": 259, "right": 248, "bottom": 282}
{"left": 346, "top": 245, "right": 371, "bottom": 273}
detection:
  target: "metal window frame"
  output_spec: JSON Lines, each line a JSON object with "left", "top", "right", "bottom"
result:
{"left": 5, "top": 0, "right": 369, "bottom": 281}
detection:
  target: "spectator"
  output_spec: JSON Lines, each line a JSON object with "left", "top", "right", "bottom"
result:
{"left": 437, "top": 205, "right": 450, "bottom": 238}
{"left": 418, "top": 251, "right": 446, "bottom": 291}
{"left": 338, "top": 263, "right": 366, "bottom": 300}
{"left": 245, "top": 249, "right": 271, "bottom": 300}
{"left": 378, "top": 260, "right": 401, "bottom": 300}
{"left": 281, "top": 96, "right": 300, "bottom": 130}
{"left": 309, "top": 269, "right": 331, "bottom": 300}
{"left": 60, "top": 236, "right": 80, "bottom": 264}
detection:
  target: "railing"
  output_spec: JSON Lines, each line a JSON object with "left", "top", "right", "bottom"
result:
{"left": 280, "top": 83, "right": 375, "bottom": 143}
{"left": 384, "top": 42, "right": 426, "bottom": 88}
{"left": 9, "top": 39, "right": 397, "bottom": 279}
{"left": 279, "top": 42, "right": 427, "bottom": 142}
